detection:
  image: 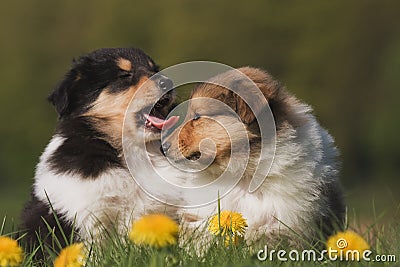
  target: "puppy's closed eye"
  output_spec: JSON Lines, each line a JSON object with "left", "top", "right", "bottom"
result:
{"left": 118, "top": 71, "right": 133, "bottom": 79}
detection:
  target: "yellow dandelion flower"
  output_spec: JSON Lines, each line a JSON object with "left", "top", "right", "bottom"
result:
{"left": 54, "top": 243, "right": 85, "bottom": 267}
{"left": 0, "top": 236, "right": 23, "bottom": 267}
{"left": 208, "top": 210, "right": 248, "bottom": 245}
{"left": 129, "top": 214, "right": 179, "bottom": 248}
{"left": 326, "top": 230, "right": 370, "bottom": 261}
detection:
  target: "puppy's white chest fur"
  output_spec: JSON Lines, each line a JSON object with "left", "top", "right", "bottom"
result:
{"left": 34, "top": 136, "right": 157, "bottom": 239}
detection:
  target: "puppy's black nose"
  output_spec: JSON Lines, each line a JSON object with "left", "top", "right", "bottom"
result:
{"left": 186, "top": 151, "right": 201, "bottom": 161}
{"left": 160, "top": 142, "right": 171, "bottom": 156}
{"left": 158, "top": 77, "right": 173, "bottom": 91}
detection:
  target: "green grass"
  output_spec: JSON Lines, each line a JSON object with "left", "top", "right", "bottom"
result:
{"left": 1, "top": 208, "right": 399, "bottom": 267}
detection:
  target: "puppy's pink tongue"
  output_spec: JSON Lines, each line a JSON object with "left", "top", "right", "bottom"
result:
{"left": 144, "top": 115, "right": 179, "bottom": 130}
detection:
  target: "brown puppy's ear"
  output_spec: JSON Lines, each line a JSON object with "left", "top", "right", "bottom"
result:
{"left": 230, "top": 77, "right": 268, "bottom": 125}
{"left": 232, "top": 90, "right": 256, "bottom": 125}
{"left": 231, "top": 67, "right": 282, "bottom": 125}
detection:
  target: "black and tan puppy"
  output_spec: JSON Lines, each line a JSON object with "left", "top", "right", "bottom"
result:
{"left": 21, "top": 48, "right": 178, "bottom": 248}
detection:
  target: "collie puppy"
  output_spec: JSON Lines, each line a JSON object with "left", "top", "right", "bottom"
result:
{"left": 162, "top": 67, "right": 345, "bottom": 245}
{"left": 20, "top": 48, "right": 179, "bottom": 248}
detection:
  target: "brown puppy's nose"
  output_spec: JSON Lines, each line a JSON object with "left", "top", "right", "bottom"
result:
{"left": 186, "top": 151, "right": 201, "bottom": 161}
{"left": 160, "top": 142, "right": 171, "bottom": 156}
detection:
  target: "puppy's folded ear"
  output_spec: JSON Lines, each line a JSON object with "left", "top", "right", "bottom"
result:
{"left": 48, "top": 75, "right": 70, "bottom": 117}
{"left": 231, "top": 87, "right": 257, "bottom": 125}
{"left": 48, "top": 69, "right": 80, "bottom": 118}
{"left": 230, "top": 78, "right": 268, "bottom": 125}
{"left": 231, "top": 68, "right": 282, "bottom": 125}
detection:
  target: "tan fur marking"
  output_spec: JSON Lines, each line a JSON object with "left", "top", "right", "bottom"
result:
{"left": 117, "top": 58, "right": 132, "bottom": 72}
{"left": 75, "top": 73, "right": 82, "bottom": 81}
{"left": 84, "top": 77, "right": 150, "bottom": 149}
{"left": 174, "top": 117, "right": 231, "bottom": 163}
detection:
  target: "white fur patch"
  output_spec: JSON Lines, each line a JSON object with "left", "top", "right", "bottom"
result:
{"left": 179, "top": 110, "right": 340, "bottom": 242}
{"left": 33, "top": 136, "right": 173, "bottom": 239}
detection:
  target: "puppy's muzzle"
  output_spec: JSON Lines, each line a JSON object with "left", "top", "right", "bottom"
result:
{"left": 152, "top": 74, "right": 173, "bottom": 91}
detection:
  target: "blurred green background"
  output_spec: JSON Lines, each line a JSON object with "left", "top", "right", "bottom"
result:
{"left": 0, "top": 1, "right": 399, "bottom": 228}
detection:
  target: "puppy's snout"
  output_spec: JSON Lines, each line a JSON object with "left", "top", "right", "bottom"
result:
{"left": 160, "top": 142, "right": 171, "bottom": 156}
{"left": 186, "top": 151, "right": 201, "bottom": 161}
{"left": 158, "top": 77, "right": 173, "bottom": 91}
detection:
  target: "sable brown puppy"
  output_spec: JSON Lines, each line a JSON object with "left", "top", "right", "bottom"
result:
{"left": 21, "top": 48, "right": 178, "bottom": 249}
{"left": 163, "top": 67, "right": 345, "bottom": 245}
